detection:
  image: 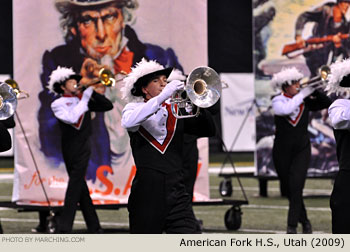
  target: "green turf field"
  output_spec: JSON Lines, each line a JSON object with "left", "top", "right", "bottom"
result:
{"left": 0, "top": 168, "right": 333, "bottom": 234}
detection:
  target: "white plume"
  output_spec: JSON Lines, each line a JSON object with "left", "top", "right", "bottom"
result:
{"left": 325, "top": 58, "right": 350, "bottom": 98}
{"left": 271, "top": 67, "right": 303, "bottom": 90}
{"left": 48, "top": 66, "right": 76, "bottom": 94}
{"left": 121, "top": 58, "right": 169, "bottom": 103}
{"left": 167, "top": 68, "right": 186, "bottom": 81}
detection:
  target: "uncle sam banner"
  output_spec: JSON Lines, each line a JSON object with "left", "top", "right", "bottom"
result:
{"left": 254, "top": 0, "right": 340, "bottom": 177}
{"left": 12, "top": 0, "right": 209, "bottom": 205}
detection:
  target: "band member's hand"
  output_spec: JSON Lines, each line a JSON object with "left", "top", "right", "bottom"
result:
{"left": 299, "top": 86, "right": 315, "bottom": 98}
{"left": 332, "top": 32, "right": 342, "bottom": 48}
{"left": 165, "top": 80, "right": 184, "bottom": 93}
{"left": 157, "top": 80, "right": 184, "bottom": 104}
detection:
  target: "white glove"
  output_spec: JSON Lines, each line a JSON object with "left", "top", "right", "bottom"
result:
{"left": 157, "top": 80, "right": 184, "bottom": 104}
{"left": 81, "top": 86, "right": 94, "bottom": 102}
{"left": 299, "top": 86, "right": 315, "bottom": 99}
{"left": 185, "top": 102, "right": 193, "bottom": 113}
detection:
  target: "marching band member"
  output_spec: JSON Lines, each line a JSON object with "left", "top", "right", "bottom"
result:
{"left": 121, "top": 58, "right": 216, "bottom": 233}
{"left": 0, "top": 115, "right": 15, "bottom": 234}
{"left": 48, "top": 66, "right": 113, "bottom": 233}
{"left": 0, "top": 82, "right": 16, "bottom": 152}
{"left": 0, "top": 116, "right": 13, "bottom": 152}
{"left": 327, "top": 58, "right": 350, "bottom": 233}
{"left": 271, "top": 67, "right": 331, "bottom": 234}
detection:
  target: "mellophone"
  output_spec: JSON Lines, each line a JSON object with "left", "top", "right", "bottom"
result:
{"left": 170, "top": 66, "right": 223, "bottom": 119}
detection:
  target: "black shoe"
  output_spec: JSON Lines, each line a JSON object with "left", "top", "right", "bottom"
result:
{"left": 57, "top": 229, "right": 70, "bottom": 234}
{"left": 89, "top": 228, "right": 104, "bottom": 234}
{"left": 95, "top": 228, "right": 104, "bottom": 234}
{"left": 287, "top": 226, "right": 297, "bottom": 234}
{"left": 195, "top": 219, "right": 203, "bottom": 233}
{"left": 302, "top": 220, "right": 312, "bottom": 234}
{"left": 31, "top": 225, "right": 46, "bottom": 233}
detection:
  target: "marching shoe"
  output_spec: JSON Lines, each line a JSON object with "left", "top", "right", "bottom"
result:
{"left": 302, "top": 220, "right": 312, "bottom": 234}
{"left": 88, "top": 228, "right": 104, "bottom": 234}
{"left": 286, "top": 226, "right": 297, "bottom": 234}
{"left": 195, "top": 219, "right": 203, "bottom": 233}
{"left": 94, "top": 228, "right": 104, "bottom": 234}
{"left": 31, "top": 225, "right": 46, "bottom": 233}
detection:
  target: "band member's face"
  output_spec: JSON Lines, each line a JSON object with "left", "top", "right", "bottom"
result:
{"left": 142, "top": 75, "right": 168, "bottom": 100}
{"left": 74, "top": 5, "right": 124, "bottom": 60}
{"left": 284, "top": 82, "right": 300, "bottom": 97}
{"left": 62, "top": 79, "right": 79, "bottom": 95}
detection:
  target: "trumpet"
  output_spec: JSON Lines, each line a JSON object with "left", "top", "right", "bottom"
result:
{"left": 0, "top": 82, "right": 17, "bottom": 120}
{"left": 299, "top": 65, "right": 331, "bottom": 89}
{"left": 170, "top": 66, "right": 222, "bottom": 119}
{"left": 74, "top": 68, "right": 116, "bottom": 89}
{"left": 4, "top": 79, "right": 29, "bottom": 100}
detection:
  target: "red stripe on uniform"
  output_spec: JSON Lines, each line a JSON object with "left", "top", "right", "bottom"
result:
{"left": 139, "top": 103, "right": 177, "bottom": 154}
{"left": 287, "top": 103, "right": 304, "bottom": 126}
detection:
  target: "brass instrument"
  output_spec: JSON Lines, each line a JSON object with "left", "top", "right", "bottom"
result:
{"left": 75, "top": 68, "right": 116, "bottom": 89}
{"left": 170, "top": 66, "right": 222, "bottom": 119}
{"left": 97, "top": 68, "right": 116, "bottom": 87}
{"left": 5, "top": 79, "right": 30, "bottom": 100}
{"left": 300, "top": 65, "right": 330, "bottom": 89}
{"left": 0, "top": 82, "right": 17, "bottom": 120}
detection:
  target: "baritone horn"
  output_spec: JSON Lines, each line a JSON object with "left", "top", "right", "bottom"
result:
{"left": 0, "top": 82, "right": 17, "bottom": 120}
{"left": 170, "top": 66, "right": 222, "bottom": 119}
{"left": 4, "top": 79, "right": 30, "bottom": 100}
{"left": 300, "top": 65, "right": 331, "bottom": 89}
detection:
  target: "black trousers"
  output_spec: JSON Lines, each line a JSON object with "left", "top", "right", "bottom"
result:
{"left": 183, "top": 138, "right": 199, "bottom": 199}
{"left": 128, "top": 168, "right": 198, "bottom": 234}
{"left": 59, "top": 148, "right": 100, "bottom": 233}
{"left": 330, "top": 170, "right": 350, "bottom": 234}
{"left": 273, "top": 140, "right": 310, "bottom": 227}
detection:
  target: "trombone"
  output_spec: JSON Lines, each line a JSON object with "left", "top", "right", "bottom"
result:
{"left": 299, "top": 65, "right": 331, "bottom": 89}
{"left": 170, "top": 66, "right": 222, "bottom": 119}
{"left": 97, "top": 68, "right": 116, "bottom": 87}
{"left": 75, "top": 68, "right": 116, "bottom": 89}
